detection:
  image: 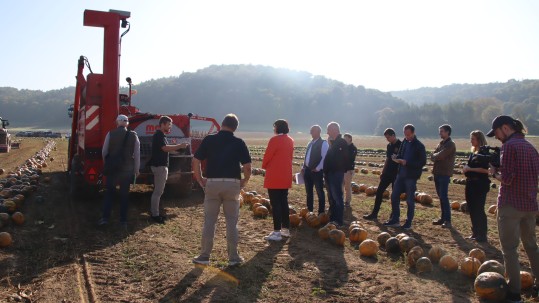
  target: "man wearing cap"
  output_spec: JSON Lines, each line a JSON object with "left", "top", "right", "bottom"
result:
{"left": 192, "top": 114, "right": 251, "bottom": 267}
{"left": 487, "top": 115, "right": 539, "bottom": 303}
{"left": 100, "top": 114, "right": 140, "bottom": 227}
{"left": 147, "top": 116, "right": 189, "bottom": 224}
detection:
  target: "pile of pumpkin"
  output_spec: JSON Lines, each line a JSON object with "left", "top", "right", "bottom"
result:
{"left": 377, "top": 232, "right": 533, "bottom": 301}
{"left": 240, "top": 190, "right": 272, "bottom": 218}
{"left": 0, "top": 140, "right": 56, "bottom": 249}
{"left": 351, "top": 182, "right": 390, "bottom": 198}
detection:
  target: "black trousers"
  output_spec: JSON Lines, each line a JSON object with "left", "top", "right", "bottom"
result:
{"left": 371, "top": 175, "right": 396, "bottom": 216}
{"left": 268, "top": 189, "right": 290, "bottom": 231}
{"left": 465, "top": 178, "right": 490, "bottom": 239}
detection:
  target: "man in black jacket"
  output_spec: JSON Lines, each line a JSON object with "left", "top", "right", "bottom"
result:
{"left": 364, "top": 128, "right": 402, "bottom": 220}
{"left": 383, "top": 124, "right": 426, "bottom": 230}
{"left": 323, "top": 122, "right": 349, "bottom": 227}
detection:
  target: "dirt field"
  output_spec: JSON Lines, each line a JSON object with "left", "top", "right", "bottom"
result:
{"left": 1, "top": 135, "right": 539, "bottom": 302}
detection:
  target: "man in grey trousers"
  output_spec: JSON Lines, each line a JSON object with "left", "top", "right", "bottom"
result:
{"left": 148, "top": 116, "right": 188, "bottom": 224}
{"left": 192, "top": 114, "right": 252, "bottom": 267}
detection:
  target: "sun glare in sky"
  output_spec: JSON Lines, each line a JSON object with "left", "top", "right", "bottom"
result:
{"left": 0, "top": 0, "right": 538, "bottom": 91}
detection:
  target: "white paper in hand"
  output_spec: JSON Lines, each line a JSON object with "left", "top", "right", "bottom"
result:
{"left": 295, "top": 172, "right": 305, "bottom": 185}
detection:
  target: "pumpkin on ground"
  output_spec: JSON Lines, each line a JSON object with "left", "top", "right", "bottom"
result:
{"left": 252, "top": 203, "right": 263, "bottom": 211}
{"left": 385, "top": 237, "right": 401, "bottom": 254}
{"left": 450, "top": 201, "right": 461, "bottom": 210}
{"left": 461, "top": 257, "right": 482, "bottom": 278}
{"left": 395, "top": 233, "right": 408, "bottom": 241}
{"left": 0, "top": 213, "right": 9, "bottom": 225}
{"left": 416, "top": 257, "right": 433, "bottom": 273}
{"left": 289, "top": 214, "right": 301, "bottom": 227}
{"left": 349, "top": 227, "right": 368, "bottom": 243}
{"left": 428, "top": 246, "right": 446, "bottom": 264}
{"left": 399, "top": 236, "right": 419, "bottom": 253}
{"left": 365, "top": 186, "right": 377, "bottom": 196}
{"left": 11, "top": 212, "right": 24, "bottom": 225}
{"left": 318, "top": 226, "right": 331, "bottom": 240}
{"left": 253, "top": 206, "right": 269, "bottom": 218}
{"left": 488, "top": 205, "right": 497, "bottom": 214}
{"left": 521, "top": 271, "right": 534, "bottom": 289}
{"left": 474, "top": 272, "right": 508, "bottom": 301}
{"left": 418, "top": 193, "right": 433, "bottom": 205}
{"left": 358, "top": 184, "right": 368, "bottom": 192}
{"left": 359, "top": 239, "right": 378, "bottom": 257}
{"left": 478, "top": 260, "right": 505, "bottom": 276}
{"left": 469, "top": 248, "right": 486, "bottom": 264}
{"left": 324, "top": 223, "right": 337, "bottom": 230}
{"left": 328, "top": 229, "right": 346, "bottom": 246}
{"left": 318, "top": 213, "right": 330, "bottom": 225}
{"left": 382, "top": 190, "right": 390, "bottom": 199}
{"left": 439, "top": 255, "right": 459, "bottom": 272}
{"left": 306, "top": 213, "right": 321, "bottom": 228}
{"left": 377, "top": 232, "right": 391, "bottom": 247}
{"left": 299, "top": 208, "right": 309, "bottom": 219}
{"left": 0, "top": 232, "right": 12, "bottom": 248}
{"left": 407, "top": 248, "right": 423, "bottom": 268}
{"left": 460, "top": 201, "right": 468, "bottom": 213}
{"left": 400, "top": 193, "right": 407, "bottom": 201}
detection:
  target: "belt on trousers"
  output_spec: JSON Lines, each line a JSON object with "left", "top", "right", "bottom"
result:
{"left": 207, "top": 178, "right": 240, "bottom": 183}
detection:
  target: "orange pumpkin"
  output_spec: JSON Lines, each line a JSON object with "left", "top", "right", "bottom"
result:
{"left": 418, "top": 194, "right": 433, "bottom": 205}
{"left": 416, "top": 257, "right": 433, "bottom": 273}
{"left": 318, "top": 226, "right": 331, "bottom": 240}
{"left": 382, "top": 190, "right": 390, "bottom": 199}
{"left": 439, "top": 255, "right": 459, "bottom": 272}
{"left": 474, "top": 272, "right": 508, "bottom": 301}
{"left": 461, "top": 257, "right": 482, "bottom": 277}
{"left": 299, "top": 208, "right": 309, "bottom": 219}
{"left": 450, "top": 201, "right": 461, "bottom": 210}
{"left": 306, "top": 213, "right": 320, "bottom": 228}
{"left": 488, "top": 205, "right": 497, "bottom": 214}
{"left": 399, "top": 236, "right": 419, "bottom": 253}
{"left": 318, "top": 213, "right": 330, "bottom": 225}
{"left": 521, "top": 271, "right": 534, "bottom": 290}
{"left": 349, "top": 227, "right": 368, "bottom": 243}
{"left": 288, "top": 206, "right": 297, "bottom": 215}
{"left": 428, "top": 246, "right": 446, "bottom": 264}
{"left": 407, "top": 248, "right": 423, "bottom": 268}
{"left": 324, "top": 223, "right": 337, "bottom": 230}
{"left": 253, "top": 206, "right": 269, "bottom": 218}
{"left": 469, "top": 248, "right": 486, "bottom": 264}
{"left": 328, "top": 229, "right": 346, "bottom": 246}
{"left": 395, "top": 233, "right": 408, "bottom": 241}
{"left": 400, "top": 193, "right": 407, "bottom": 201}
{"left": 385, "top": 237, "right": 401, "bottom": 254}
{"left": 289, "top": 214, "right": 301, "bottom": 227}
{"left": 11, "top": 212, "right": 25, "bottom": 225}
{"left": 0, "top": 232, "right": 12, "bottom": 248}
{"left": 478, "top": 260, "right": 505, "bottom": 276}
{"left": 252, "top": 203, "right": 263, "bottom": 211}
{"left": 348, "top": 223, "right": 361, "bottom": 233}
{"left": 358, "top": 184, "right": 368, "bottom": 192}
{"left": 377, "top": 232, "right": 391, "bottom": 247}
{"left": 365, "top": 186, "right": 377, "bottom": 196}
{"left": 359, "top": 239, "right": 378, "bottom": 257}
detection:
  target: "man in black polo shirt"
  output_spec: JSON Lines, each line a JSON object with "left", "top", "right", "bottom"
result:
{"left": 148, "top": 116, "right": 188, "bottom": 224}
{"left": 192, "top": 113, "right": 251, "bottom": 267}
{"left": 363, "top": 128, "right": 402, "bottom": 220}
{"left": 323, "top": 121, "right": 349, "bottom": 227}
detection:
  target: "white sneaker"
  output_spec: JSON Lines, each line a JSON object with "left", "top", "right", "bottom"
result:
{"left": 281, "top": 229, "right": 290, "bottom": 238}
{"left": 264, "top": 231, "right": 282, "bottom": 241}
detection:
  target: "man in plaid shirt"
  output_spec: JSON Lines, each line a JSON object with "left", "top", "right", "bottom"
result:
{"left": 487, "top": 115, "right": 539, "bottom": 303}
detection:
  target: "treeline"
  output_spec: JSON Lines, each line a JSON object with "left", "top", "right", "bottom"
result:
{"left": 1, "top": 65, "right": 538, "bottom": 136}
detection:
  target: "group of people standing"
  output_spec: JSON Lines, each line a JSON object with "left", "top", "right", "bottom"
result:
{"left": 101, "top": 113, "right": 539, "bottom": 303}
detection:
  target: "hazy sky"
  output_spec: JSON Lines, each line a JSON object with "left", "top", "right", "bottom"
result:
{"left": 1, "top": 0, "right": 538, "bottom": 92}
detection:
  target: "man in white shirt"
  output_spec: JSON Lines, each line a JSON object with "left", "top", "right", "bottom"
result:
{"left": 302, "top": 125, "right": 329, "bottom": 214}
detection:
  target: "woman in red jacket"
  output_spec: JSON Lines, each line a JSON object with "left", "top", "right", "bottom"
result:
{"left": 262, "top": 119, "right": 294, "bottom": 241}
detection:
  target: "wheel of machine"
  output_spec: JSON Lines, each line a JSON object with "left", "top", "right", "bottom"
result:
{"left": 165, "top": 178, "right": 193, "bottom": 198}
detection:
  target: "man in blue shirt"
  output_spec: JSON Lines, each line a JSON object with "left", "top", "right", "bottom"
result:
{"left": 383, "top": 124, "right": 426, "bottom": 230}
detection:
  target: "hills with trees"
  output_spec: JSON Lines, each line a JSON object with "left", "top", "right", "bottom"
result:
{"left": 1, "top": 65, "right": 538, "bottom": 136}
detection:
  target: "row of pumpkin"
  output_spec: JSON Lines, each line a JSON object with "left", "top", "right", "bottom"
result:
{"left": 0, "top": 140, "right": 56, "bottom": 248}
{"left": 240, "top": 188, "right": 530, "bottom": 301}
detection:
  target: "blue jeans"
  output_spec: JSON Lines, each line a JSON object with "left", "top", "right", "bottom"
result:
{"left": 389, "top": 175, "right": 417, "bottom": 223}
{"left": 102, "top": 173, "right": 132, "bottom": 223}
{"left": 326, "top": 171, "right": 344, "bottom": 226}
{"left": 434, "top": 175, "right": 451, "bottom": 222}
{"left": 304, "top": 168, "right": 325, "bottom": 214}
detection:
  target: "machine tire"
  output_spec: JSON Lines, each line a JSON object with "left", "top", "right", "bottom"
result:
{"left": 165, "top": 179, "right": 193, "bottom": 198}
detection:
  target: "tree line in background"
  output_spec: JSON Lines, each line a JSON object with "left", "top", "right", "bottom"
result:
{"left": 1, "top": 65, "right": 538, "bottom": 137}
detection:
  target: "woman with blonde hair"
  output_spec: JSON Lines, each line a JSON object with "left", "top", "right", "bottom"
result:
{"left": 462, "top": 130, "right": 491, "bottom": 242}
